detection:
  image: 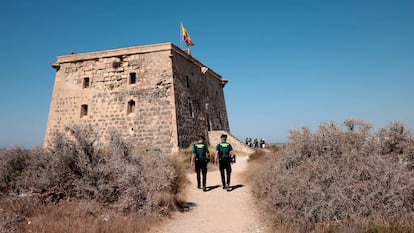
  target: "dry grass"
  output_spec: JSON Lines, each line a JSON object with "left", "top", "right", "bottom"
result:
{"left": 247, "top": 120, "right": 414, "bottom": 233}
{"left": 26, "top": 201, "right": 160, "bottom": 233}
{"left": 0, "top": 198, "right": 160, "bottom": 233}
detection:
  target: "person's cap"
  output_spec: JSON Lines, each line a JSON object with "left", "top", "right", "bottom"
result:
{"left": 198, "top": 135, "right": 205, "bottom": 140}
{"left": 220, "top": 134, "right": 227, "bottom": 139}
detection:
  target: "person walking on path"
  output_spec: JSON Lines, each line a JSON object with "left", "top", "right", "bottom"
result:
{"left": 191, "top": 135, "right": 210, "bottom": 192}
{"left": 215, "top": 134, "right": 236, "bottom": 191}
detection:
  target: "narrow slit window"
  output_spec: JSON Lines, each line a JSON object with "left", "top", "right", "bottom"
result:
{"left": 189, "top": 102, "right": 194, "bottom": 118}
{"left": 218, "top": 112, "right": 223, "bottom": 128}
{"left": 83, "top": 77, "right": 90, "bottom": 88}
{"left": 129, "top": 73, "right": 137, "bottom": 84}
{"left": 81, "top": 104, "right": 88, "bottom": 118}
{"left": 127, "top": 100, "right": 135, "bottom": 115}
{"left": 186, "top": 75, "right": 190, "bottom": 88}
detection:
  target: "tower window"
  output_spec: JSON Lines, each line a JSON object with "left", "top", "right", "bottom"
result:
{"left": 129, "top": 73, "right": 137, "bottom": 84}
{"left": 127, "top": 100, "right": 135, "bottom": 115}
{"left": 189, "top": 102, "right": 194, "bottom": 118}
{"left": 80, "top": 104, "right": 88, "bottom": 118}
{"left": 186, "top": 75, "right": 190, "bottom": 88}
{"left": 83, "top": 77, "right": 90, "bottom": 88}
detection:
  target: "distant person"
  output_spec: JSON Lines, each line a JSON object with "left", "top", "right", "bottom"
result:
{"left": 260, "top": 138, "right": 266, "bottom": 148}
{"left": 215, "top": 134, "right": 236, "bottom": 191}
{"left": 247, "top": 137, "right": 252, "bottom": 147}
{"left": 191, "top": 135, "right": 210, "bottom": 192}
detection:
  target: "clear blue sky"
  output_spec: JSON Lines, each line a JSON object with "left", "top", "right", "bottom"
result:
{"left": 1, "top": 0, "right": 413, "bottom": 148}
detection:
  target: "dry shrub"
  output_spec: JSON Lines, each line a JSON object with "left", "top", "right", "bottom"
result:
{"left": 167, "top": 152, "right": 191, "bottom": 202}
{"left": 0, "top": 124, "right": 188, "bottom": 232}
{"left": 378, "top": 122, "right": 414, "bottom": 170}
{"left": 109, "top": 148, "right": 181, "bottom": 215}
{"left": 251, "top": 119, "right": 414, "bottom": 233}
{"left": 0, "top": 147, "right": 30, "bottom": 196}
{"left": 248, "top": 148, "right": 275, "bottom": 162}
{"left": 172, "top": 146, "right": 194, "bottom": 174}
{"left": 244, "top": 149, "right": 275, "bottom": 184}
{"left": 43, "top": 124, "right": 185, "bottom": 215}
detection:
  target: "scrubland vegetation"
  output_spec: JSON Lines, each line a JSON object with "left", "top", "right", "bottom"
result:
{"left": 1, "top": 119, "right": 413, "bottom": 233}
{"left": 0, "top": 125, "right": 188, "bottom": 233}
{"left": 247, "top": 119, "right": 414, "bottom": 233}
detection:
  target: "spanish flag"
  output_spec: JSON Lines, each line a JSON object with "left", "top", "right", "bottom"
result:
{"left": 181, "top": 22, "right": 195, "bottom": 46}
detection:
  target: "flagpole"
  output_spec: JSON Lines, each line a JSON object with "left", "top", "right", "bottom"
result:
{"left": 180, "top": 21, "right": 183, "bottom": 49}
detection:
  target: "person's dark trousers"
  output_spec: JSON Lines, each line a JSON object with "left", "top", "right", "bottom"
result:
{"left": 219, "top": 160, "right": 232, "bottom": 187}
{"left": 195, "top": 160, "right": 207, "bottom": 188}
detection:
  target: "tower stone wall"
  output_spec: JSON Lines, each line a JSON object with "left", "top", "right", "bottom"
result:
{"left": 44, "top": 43, "right": 229, "bottom": 154}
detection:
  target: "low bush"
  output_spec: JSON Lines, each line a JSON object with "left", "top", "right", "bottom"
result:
{"left": 250, "top": 119, "right": 414, "bottom": 233}
{"left": 0, "top": 124, "right": 188, "bottom": 232}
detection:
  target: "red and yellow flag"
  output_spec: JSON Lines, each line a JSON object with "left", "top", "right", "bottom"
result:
{"left": 181, "top": 22, "right": 195, "bottom": 46}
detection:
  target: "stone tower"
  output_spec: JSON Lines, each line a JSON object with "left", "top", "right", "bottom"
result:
{"left": 44, "top": 43, "right": 230, "bottom": 154}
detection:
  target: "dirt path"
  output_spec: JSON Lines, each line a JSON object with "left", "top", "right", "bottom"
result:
{"left": 152, "top": 155, "right": 268, "bottom": 233}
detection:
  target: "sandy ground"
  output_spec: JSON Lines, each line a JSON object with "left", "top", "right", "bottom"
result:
{"left": 151, "top": 155, "right": 269, "bottom": 233}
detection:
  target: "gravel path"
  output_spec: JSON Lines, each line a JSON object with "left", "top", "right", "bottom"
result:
{"left": 151, "top": 155, "right": 268, "bottom": 233}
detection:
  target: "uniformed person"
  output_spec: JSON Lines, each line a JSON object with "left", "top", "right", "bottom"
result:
{"left": 191, "top": 135, "right": 210, "bottom": 192}
{"left": 215, "top": 134, "right": 236, "bottom": 191}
